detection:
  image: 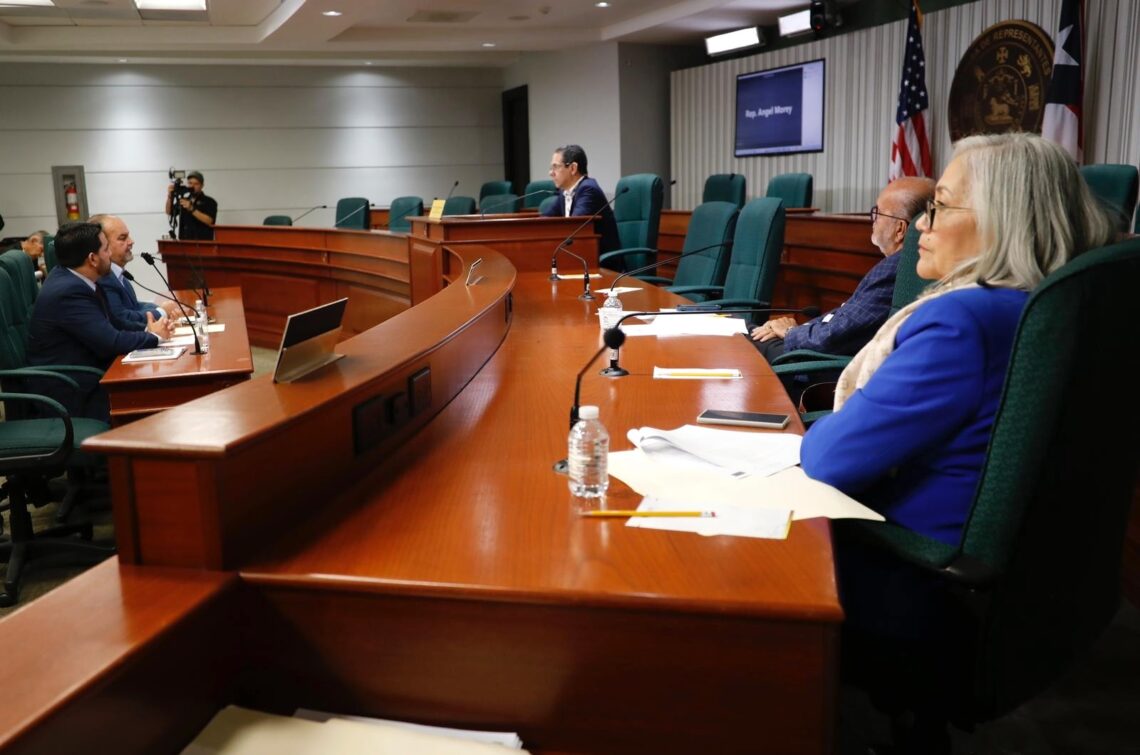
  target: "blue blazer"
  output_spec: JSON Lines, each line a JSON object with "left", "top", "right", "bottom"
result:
{"left": 784, "top": 253, "right": 900, "bottom": 355}
{"left": 800, "top": 287, "right": 1029, "bottom": 545}
{"left": 27, "top": 266, "right": 159, "bottom": 420}
{"left": 97, "top": 269, "right": 163, "bottom": 331}
{"left": 540, "top": 176, "right": 621, "bottom": 253}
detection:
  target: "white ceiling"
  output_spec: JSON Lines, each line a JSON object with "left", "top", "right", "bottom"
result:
{"left": 0, "top": 0, "right": 842, "bottom": 66}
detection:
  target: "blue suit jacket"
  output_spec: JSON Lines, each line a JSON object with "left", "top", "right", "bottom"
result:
{"left": 800, "top": 287, "right": 1029, "bottom": 545}
{"left": 97, "top": 268, "right": 163, "bottom": 331}
{"left": 540, "top": 176, "right": 621, "bottom": 253}
{"left": 28, "top": 267, "right": 159, "bottom": 420}
{"left": 784, "top": 253, "right": 900, "bottom": 355}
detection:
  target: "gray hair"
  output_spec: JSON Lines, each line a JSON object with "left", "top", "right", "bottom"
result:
{"left": 940, "top": 132, "right": 1116, "bottom": 291}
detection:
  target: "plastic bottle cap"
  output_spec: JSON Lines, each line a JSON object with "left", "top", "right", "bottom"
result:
{"left": 578, "top": 405, "right": 599, "bottom": 420}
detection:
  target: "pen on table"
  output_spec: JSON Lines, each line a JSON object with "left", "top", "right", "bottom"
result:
{"left": 579, "top": 510, "right": 717, "bottom": 518}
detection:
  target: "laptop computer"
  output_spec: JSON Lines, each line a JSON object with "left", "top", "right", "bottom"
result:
{"left": 272, "top": 297, "right": 349, "bottom": 383}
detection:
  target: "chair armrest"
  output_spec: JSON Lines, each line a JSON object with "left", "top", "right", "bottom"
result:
{"left": 0, "top": 391, "right": 75, "bottom": 468}
{"left": 799, "top": 409, "right": 832, "bottom": 427}
{"left": 635, "top": 275, "right": 673, "bottom": 285}
{"left": 771, "top": 349, "right": 843, "bottom": 366}
{"left": 41, "top": 364, "right": 105, "bottom": 378}
{"left": 771, "top": 359, "right": 852, "bottom": 376}
{"left": 666, "top": 285, "right": 724, "bottom": 299}
{"left": 834, "top": 519, "right": 997, "bottom": 585}
{"left": 598, "top": 247, "right": 655, "bottom": 269}
{"left": 0, "top": 368, "right": 80, "bottom": 389}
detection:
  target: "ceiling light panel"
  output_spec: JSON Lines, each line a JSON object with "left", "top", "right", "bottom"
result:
{"left": 134, "top": 0, "right": 206, "bottom": 10}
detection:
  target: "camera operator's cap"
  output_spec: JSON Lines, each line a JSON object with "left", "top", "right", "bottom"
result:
{"left": 187, "top": 170, "right": 204, "bottom": 182}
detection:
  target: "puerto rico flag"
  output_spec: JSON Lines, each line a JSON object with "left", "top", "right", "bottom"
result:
{"left": 1042, "top": 0, "right": 1084, "bottom": 162}
{"left": 889, "top": 2, "right": 933, "bottom": 181}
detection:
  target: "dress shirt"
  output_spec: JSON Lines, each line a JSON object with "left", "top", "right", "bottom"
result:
{"left": 562, "top": 176, "right": 584, "bottom": 217}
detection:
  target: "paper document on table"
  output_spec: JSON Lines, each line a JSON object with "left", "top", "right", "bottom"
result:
{"left": 162, "top": 334, "right": 197, "bottom": 347}
{"left": 294, "top": 709, "right": 524, "bottom": 749}
{"left": 182, "top": 705, "right": 530, "bottom": 755}
{"left": 619, "top": 324, "right": 657, "bottom": 337}
{"left": 647, "top": 312, "right": 748, "bottom": 337}
{"left": 594, "top": 286, "right": 640, "bottom": 296}
{"left": 122, "top": 346, "right": 185, "bottom": 363}
{"left": 628, "top": 425, "right": 800, "bottom": 479}
{"left": 653, "top": 367, "right": 742, "bottom": 380}
{"left": 555, "top": 273, "right": 602, "bottom": 280}
{"left": 625, "top": 497, "right": 792, "bottom": 539}
{"left": 608, "top": 449, "right": 885, "bottom": 522}
{"left": 174, "top": 323, "right": 225, "bottom": 336}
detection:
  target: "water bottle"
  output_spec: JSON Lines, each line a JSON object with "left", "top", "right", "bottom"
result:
{"left": 568, "top": 405, "right": 609, "bottom": 498}
{"left": 599, "top": 291, "right": 623, "bottom": 330}
{"left": 194, "top": 299, "right": 210, "bottom": 353}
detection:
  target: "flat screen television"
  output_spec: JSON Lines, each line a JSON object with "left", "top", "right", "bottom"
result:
{"left": 734, "top": 58, "right": 825, "bottom": 158}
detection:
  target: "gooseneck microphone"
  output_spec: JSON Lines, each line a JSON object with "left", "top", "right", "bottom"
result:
{"left": 121, "top": 270, "right": 193, "bottom": 311}
{"left": 549, "top": 186, "right": 630, "bottom": 297}
{"left": 445, "top": 180, "right": 460, "bottom": 201}
{"left": 293, "top": 204, "right": 328, "bottom": 223}
{"left": 553, "top": 340, "right": 613, "bottom": 473}
{"left": 598, "top": 305, "right": 822, "bottom": 378}
{"left": 140, "top": 252, "right": 204, "bottom": 356}
{"left": 480, "top": 188, "right": 554, "bottom": 218}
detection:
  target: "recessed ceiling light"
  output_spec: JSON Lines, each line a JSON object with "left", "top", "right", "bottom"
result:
{"left": 321, "top": 10, "right": 341, "bottom": 16}
{"left": 595, "top": 2, "right": 612, "bottom": 7}
{"left": 134, "top": 0, "right": 206, "bottom": 10}
{"left": 482, "top": 42, "right": 496, "bottom": 48}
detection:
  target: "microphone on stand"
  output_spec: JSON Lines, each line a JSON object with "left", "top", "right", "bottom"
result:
{"left": 549, "top": 186, "right": 629, "bottom": 300}
{"left": 480, "top": 188, "right": 554, "bottom": 218}
{"left": 121, "top": 270, "right": 194, "bottom": 311}
{"left": 293, "top": 204, "right": 328, "bottom": 223}
{"left": 444, "top": 180, "right": 460, "bottom": 201}
{"left": 553, "top": 340, "right": 613, "bottom": 473}
{"left": 139, "top": 252, "right": 204, "bottom": 356}
{"left": 597, "top": 305, "right": 822, "bottom": 378}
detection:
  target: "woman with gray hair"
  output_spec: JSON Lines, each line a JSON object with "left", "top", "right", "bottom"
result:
{"left": 801, "top": 131, "right": 1115, "bottom": 544}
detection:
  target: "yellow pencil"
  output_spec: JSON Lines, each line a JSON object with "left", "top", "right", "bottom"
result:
{"left": 659, "top": 370, "right": 739, "bottom": 378}
{"left": 580, "top": 510, "right": 717, "bottom": 518}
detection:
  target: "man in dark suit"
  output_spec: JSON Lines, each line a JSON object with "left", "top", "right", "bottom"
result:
{"left": 540, "top": 144, "right": 621, "bottom": 253}
{"left": 93, "top": 214, "right": 178, "bottom": 331}
{"left": 27, "top": 221, "right": 176, "bottom": 421}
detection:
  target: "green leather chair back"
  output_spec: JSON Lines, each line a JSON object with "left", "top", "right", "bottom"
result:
{"left": 611, "top": 173, "right": 664, "bottom": 272}
{"left": 889, "top": 215, "right": 928, "bottom": 315}
{"left": 523, "top": 180, "right": 557, "bottom": 208}
{"left": 334, "top": 197, "right": 370, "bottom": 230}
{"left": 480, "top": 193, "right": 519, "bottom": 215}
{"left": 847, "top": 236, "right": 1140, "bottom": 724}
{"left": 670, "top": 201, "right": 739, "bottom": 290}
{"left": 0, "top": 249, "right": 37, "bottom": 317}
{"left": 442, "top": 196, "right": 477, "bottom": 216}
{"left": 0, "top": 268, "right": 30, "bottom": 370}
{"left": 702, "top": 173, "right": 747, "bottom": 208}
{"left": 479, "top": 181, "right": 513, "bottom": 204}
{"left": 42, "top": 234, "right": 57, "bottom": 273}
{"left": 1079, "top": 163, "right": 1139, "bottom": 231}
{"left": 765, "top": 173, "right": 813, "bottom": 208}
{"left": 538, "top": 196, "right": 559, "bottom": 215}
{"left": 387, "top": 196, "right": 423, "bottom": 232}
{"left": 263, "top": 215, "right": 292, "bottom": 226}
{"left": 720, "top": 198, "right": 784, "bottom": 317}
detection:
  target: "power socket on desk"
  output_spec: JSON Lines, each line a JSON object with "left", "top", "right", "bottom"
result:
{"left": 351, "top": 367, "right": 432, "bottom": 455}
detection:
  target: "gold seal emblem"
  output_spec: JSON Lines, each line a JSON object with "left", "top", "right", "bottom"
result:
{"left": 948, "top": 20, "right": 1054, "bottom": 141}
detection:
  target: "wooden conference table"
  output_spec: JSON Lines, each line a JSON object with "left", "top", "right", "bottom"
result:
{"left": 99, "top": 286, "right": 253, "bottom": 426}
{"left": 0, "top": 224, "right": 839, "bottom": 754}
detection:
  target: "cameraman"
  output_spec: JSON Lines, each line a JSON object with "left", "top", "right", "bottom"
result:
{"left": 165, "top": 170, "right": 217, "bottom": 240}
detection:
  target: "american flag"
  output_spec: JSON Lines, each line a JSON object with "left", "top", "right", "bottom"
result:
{"left": 1042, "top": 0, "right": 1083, "bottom": 162}
{"left": 889, "top": 2, "right": 932, "bottom": 181}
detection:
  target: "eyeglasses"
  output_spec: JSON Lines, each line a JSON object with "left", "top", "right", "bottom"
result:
{"left": 924, "top": 199, "right": 973, "bottom": 228}
{"left": 549, "top": 162, "right": 568, "bottom": 172}
{"left": 869, "top": 206, "right": 910, "bottom": 224}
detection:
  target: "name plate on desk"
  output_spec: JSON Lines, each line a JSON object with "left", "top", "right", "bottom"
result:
{"left": 429, "top": 199, "right": 446, "bottom": 220}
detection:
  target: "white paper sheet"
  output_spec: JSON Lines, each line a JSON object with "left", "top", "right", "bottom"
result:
{"left": 624, "top": 497, "right": 793, "bottom": 539}
{"left": 628, "top": 425, "right": 800, "bottom": 479}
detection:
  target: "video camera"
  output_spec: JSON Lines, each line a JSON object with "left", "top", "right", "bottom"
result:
{"left": 169, "top": 168, "right": 191, "bottom": 200}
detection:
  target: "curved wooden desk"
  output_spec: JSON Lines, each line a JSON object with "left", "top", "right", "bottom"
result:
{"left": 2, "top": 235, "right": 839, "bottom": 754}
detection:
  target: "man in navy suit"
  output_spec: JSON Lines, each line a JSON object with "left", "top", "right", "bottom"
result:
{"left": 93, "top": 214, "right": 178, "bottom": 331}
{"left": 27, "top": 221, "right": 176, "bottom": 422}
{"left": 540, "top": 144, "right": 621, "bottom": 253}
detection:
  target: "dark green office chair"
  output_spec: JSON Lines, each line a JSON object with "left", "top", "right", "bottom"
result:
{"left": 1079, "top": 163, "right": 1139, "bottom": 232}
{"left": 442, "top": 196, "right": 477, "bottom": 216}
{"left": 523, "top": 180, "right": 557, "bottom": 208}
{"left": 766, "top": 172, "right": 813, "bottom": 208}
{"left": 631, "top": 201, "right": 738, "bottom": 298}
{"left": 387, "top": 196, "right": 423, "bottom": 232}
{"left": 334, "top": 197, "right": 370, "bottom": 230}
{"left": 836, "top": 235, "right": 1140, "bottom": 750}
{"left": 42, "top": 234, "right": 57, "bottom": 274}
{"left": 669, "top": 198, "right": 785, "bottom": 327}
{"left": 0, "top": 249, "right": 39, "bottom": 318}
{"left": 702, "top": 173, "right": 747, "bottom": 209}
{"left": 538, "top": 195, "right": 559, "bottom": 215}
{"left": 478, "top": 181, "right": 513, "bottom": 206}
{"left": 479, "top": 193, "right": 520, "bottom": 215}
{"left": 263, "top": 215, "right": 292, "bottom": 226}
{"left": 597, "top": 173, "right": 664, "bottom": 273}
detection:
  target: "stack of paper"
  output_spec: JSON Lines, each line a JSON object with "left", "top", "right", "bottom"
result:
{"left": 628, "top": 425, "right": 801, "bottom": 479}
{"left": 182, "top": 706, "right": 528, "bottom": 754}
{"left": 122, "top": 346, "right": 185, "bottom": 363}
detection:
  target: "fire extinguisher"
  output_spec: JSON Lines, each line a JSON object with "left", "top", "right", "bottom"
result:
{"left": 65, "top": 182, "right": 80, "bottom": 220}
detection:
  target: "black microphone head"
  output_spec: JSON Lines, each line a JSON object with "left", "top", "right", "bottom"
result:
{"left": 141, "top": 252, "right": 157, "bottom": 265}
{"left": 669, "top": 179, "right": 678, "bottom": 186}
{"left": 121, "top": 269, "right": 135, "bottom": 281}
{"left": 801, "top": 305, "right": 822, "bottom": 318}
{"left": 619, "top": 186, "right": 630, "bottom": 194}
{"left": 603, "top": 327, "right": 627, "bottom": 350}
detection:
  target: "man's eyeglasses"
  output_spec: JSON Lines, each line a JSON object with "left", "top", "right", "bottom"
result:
{"left": 549, "top": 162, "right": 568, "bottom": 172}
{"left": 869, "top": 206, "right": 910, "bottom": 224}
{"left": 924, "top": 199, "right": 973, "bottom": 227}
